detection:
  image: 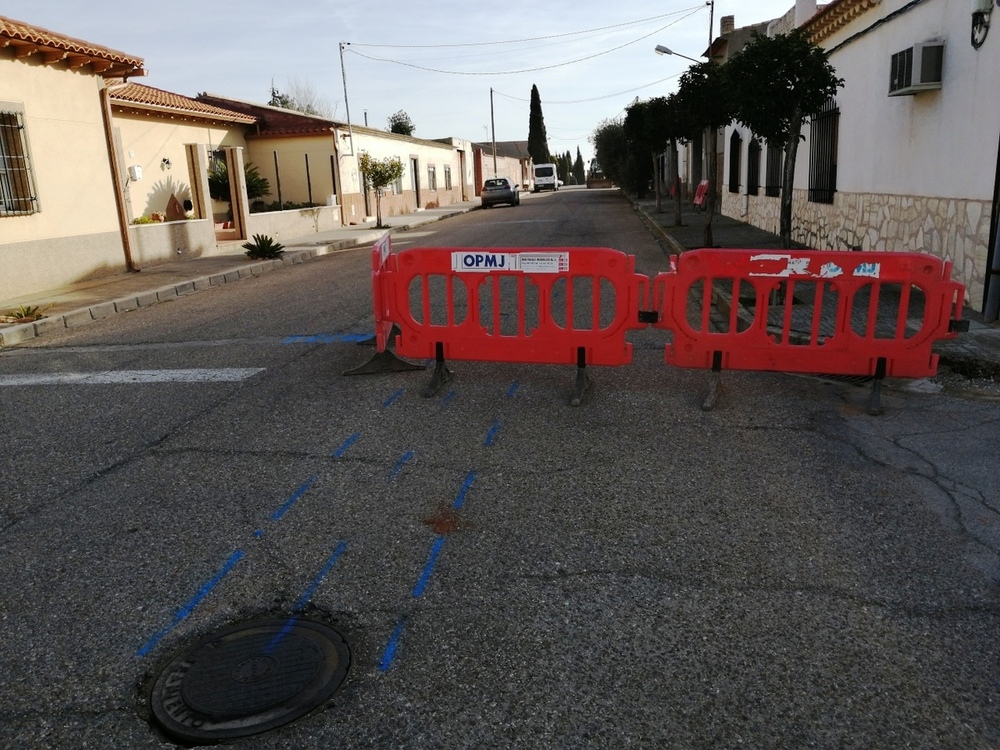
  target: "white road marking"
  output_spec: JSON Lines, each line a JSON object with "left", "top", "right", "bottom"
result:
{"left": 0, "top": 368, "right": 265, "bottom": 386}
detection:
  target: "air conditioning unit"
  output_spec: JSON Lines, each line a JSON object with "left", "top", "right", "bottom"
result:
{"left": 889, "top": 42, "right": 944, "bottom": 96}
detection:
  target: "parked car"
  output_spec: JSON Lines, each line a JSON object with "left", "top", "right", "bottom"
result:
{"left": 481, "top": 177, "right": 520, "bottom": 208}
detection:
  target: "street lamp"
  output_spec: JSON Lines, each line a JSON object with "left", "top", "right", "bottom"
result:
{"left": 654, "top": 45, "right": 702, "bottom": 64}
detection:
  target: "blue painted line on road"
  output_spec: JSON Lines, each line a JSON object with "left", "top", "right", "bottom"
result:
{"left": 388, "top": 450, "right": 414, "bottom": 482}
{"left": 271, "top": 475, "right": 317, "bottom": 521}
{"left": 383, "top": 389, "right": 405, "bottom": 407}
{"left": 293, "top": 540, "right": 348, "bottom": 611}
{"left": 412, "top": 536, "right": 446, "bottom": 598}
{"left": 483, "top": 419, "right": 501, "bottom": 446}
{"left": 283, "top": 333, "right": 371, "bottom": 344}
{"left": 453, "top": 471, "right": 476, "bottom": 510}
{"left": 136, "top": 549, "right": 244, "bottom": 657}
{"left": 266, "top": 540, "right": 349, "bottom": 654}
{"left": 379, "top": 617, "right": 407, "bottom": 672}
{"left": 507, "top": 381, "right": 520, "bottom": 398}
{"left": 333, "top": 432, "right": 361, "bottom": 458}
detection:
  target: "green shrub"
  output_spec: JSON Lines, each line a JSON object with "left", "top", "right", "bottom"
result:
{"left": 242, "top": 234, "right": 285, "bottom": 260}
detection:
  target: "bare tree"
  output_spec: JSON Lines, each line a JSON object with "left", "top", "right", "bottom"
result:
{"left": 269, "top": 76, "right": 336, "bottom": 118}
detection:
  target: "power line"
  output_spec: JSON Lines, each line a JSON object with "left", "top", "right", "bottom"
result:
{"left": 343, "top": 8, "right": 702, "bottom": 76}
{"left": 347, "top": 7, "right": 704, "bottom": 49}
{"left": 492, "top": 74, "right": 681, "bottom": 105}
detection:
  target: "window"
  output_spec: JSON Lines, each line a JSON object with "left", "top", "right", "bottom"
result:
{"left": 728, "top": 131, "right": 742, "bottom": 193}
{"left": 765, "top": 142, "right": 783, "bottom": 198}
{"left": 427, "top": 165, "right": 437, "bottom": 191}
{"left": 444, "top": 165, "right": 452, "bottom": 191}
{"left": 393, "top": 175, "right": 403, "bottom": 195}
{"left": 747, "top": 138, "right": 761, "bottom": 196}
{"left": 0, "top": 104, "right": 39, "bottom": 215}
{"left": 809, "top": 98, "right": 839, "bottom": 204}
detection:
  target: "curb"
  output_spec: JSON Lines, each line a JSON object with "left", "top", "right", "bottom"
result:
{"left": 0, "top": 248, "right": 341, "bottom": 348}
{"left": 0, "top": 206, "right": 477, "bottom": 349}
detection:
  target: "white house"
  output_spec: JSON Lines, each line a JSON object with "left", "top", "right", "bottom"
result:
{"left": 721, "top": 0, "right": 1000, "bottom": 314}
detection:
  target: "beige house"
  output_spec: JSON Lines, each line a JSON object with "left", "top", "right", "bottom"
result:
{"left": 108, "top": 82, "right": 256, "bottom": 264}
{"left": 2, "top": 14, "right": 481, "bottom": 303}
{"left": 0, "top": 15, "right": 144, "bottom": 301}
{"left": 197, "top": 94, "right": 475, "bottom": 231}
{"left": 473, "top": 140, "right": 533, "bottom": 192}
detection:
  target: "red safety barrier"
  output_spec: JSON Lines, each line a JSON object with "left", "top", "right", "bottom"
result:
{"left": 654, "top": 248, "right": 965, "bottom": 380}
{"left": 343, "top": 233, "right": 425, "bottom": 376}
{"left": 692, "top": 179, "right": 710, "bottom": 207}
{"left": 379, "top": 246, "right": 648, "bottom": 401}
{"left": 348, "top": 237, "right": 968, "bottom": 411}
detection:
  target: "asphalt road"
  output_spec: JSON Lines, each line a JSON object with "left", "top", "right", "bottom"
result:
{"left": 2, "top": 187, "right": 999, "bottom": 749}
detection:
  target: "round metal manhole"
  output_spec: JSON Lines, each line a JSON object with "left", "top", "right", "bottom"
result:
{"left": 150, "top": 618, "right": 349, "bottom": 743}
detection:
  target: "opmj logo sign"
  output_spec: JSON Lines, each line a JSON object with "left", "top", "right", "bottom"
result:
{"left": 452, "top": 252, "right": 514, "bottom": 271}
{"left": 450, "top": 251, "right": 570, "bottom": 274}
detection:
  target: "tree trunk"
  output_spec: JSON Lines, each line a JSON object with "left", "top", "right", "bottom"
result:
{"left": 375, "top": 189, "right": 384, "bottom": 228}
{"left": 704, "top": 126, "right": 718, "bottom": 247}
{"left": 652, "top": 152, "right": 662, "bottom": 213}
{"left": 780, "top": 108, "right": 804, "bottom": 249}
{"left": 671, "top": 137, "right": 683, "bottom": 227}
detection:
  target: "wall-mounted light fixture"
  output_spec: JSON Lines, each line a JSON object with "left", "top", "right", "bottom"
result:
{"left": 161, "top": 157, "right": 172, "bottom": 169}
{"left": 972, "top": 0, "right": 993, "bottom": 48}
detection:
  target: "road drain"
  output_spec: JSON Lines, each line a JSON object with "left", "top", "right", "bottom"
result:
{"left": 149, "top": 618, "right": 350, "bottom": 743}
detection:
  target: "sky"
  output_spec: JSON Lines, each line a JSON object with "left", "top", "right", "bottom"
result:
{"left": 15, "top": 1, "right": 797, "bottom": 165}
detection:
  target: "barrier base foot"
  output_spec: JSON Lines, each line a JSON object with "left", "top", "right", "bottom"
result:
{"left": 343, "top": 349, "right": 425, "bottom": 376}
{"left": 702, "top": 373, "right": 723, "bottom": 411}
{"left": 866, "top": 378, "right": 884, "bottom": 416}
{"left": 422, "top": 360, "right": 453, "bottom": 398}
{"left": 866, "top": 357, "right": 887, "bottom": 416}
{"left": 356, "top": 323, "right": 402, "bottom": 348}
{"left": 570, "top": 367, "right": 591, "bottom": 407}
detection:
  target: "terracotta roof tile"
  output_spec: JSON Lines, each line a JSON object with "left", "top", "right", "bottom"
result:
{"left": 110, "top": 81, "right": 256, "bottom": 124}
{"left": 802, "top": 0, "right": 882, "bottom": 43}
{"left": 0, "top": 14, "right": 144, "bottom": 76}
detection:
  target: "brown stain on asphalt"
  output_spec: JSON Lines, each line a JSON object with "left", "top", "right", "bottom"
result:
{"left": 423, "top": 503, "right": 465, "bottom": 534}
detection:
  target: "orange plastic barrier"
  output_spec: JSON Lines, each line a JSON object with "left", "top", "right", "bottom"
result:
{"left": 385, "top": 247, "right": 648, "bottom": 366}
{"left": 653, "top": 248, "right": 965, "bottom": 379}
{"left": 343, "top": 233, "right": 424, "bottom": 376}
{"left": 692, "top": 179, "right": 710, "bottom": 207}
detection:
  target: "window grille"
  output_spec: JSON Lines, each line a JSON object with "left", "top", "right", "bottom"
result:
{"left": 0, "top": 105, "right": 39, "bottom": 215}
{"left": 808, "top": 98, "right": 839, "bottom": 204}
{"left": 747, "top": 139, "right": 761, "bottom": 196}
{"left": 728, "top": 131, "right": 742, "bottom": 193}
{"left": 427, "top": 165, "right": 437, "bottom": 191}
{"left": 444, "top": 165, "right": 452, "bottom": 191}
{"left": 765, "top": 142, "right": 783, "bottom": 198}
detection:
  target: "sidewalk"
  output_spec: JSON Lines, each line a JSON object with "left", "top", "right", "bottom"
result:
{"left": 0, "top": 199, "right": 480, "bottom": 348}
{"left": 630, "top": 194, "right": 1000, "bottom": 380}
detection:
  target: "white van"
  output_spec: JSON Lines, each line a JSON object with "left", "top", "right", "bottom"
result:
{"left": 532, "top": 163, "right": 559, "bottom": 193}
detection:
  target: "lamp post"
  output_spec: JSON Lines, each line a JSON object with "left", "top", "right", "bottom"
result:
{"left": 654, "top": 45, "right": 702, "bottom": 64}
{"left": 653, "top": 44, "right": 703, "bottom": 228}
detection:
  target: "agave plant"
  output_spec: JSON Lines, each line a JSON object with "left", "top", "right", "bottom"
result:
{"left": 242, "top": 234, "right": 285, "bottom": 260}
{"left": 2, "top": 304, "right": 47, "bottom": 323}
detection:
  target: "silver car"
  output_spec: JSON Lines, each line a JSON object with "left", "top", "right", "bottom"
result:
{"left": 480, "top": 177, "right": 520, "bottom": 208}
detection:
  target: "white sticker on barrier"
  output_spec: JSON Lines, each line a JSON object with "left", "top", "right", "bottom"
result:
{"left": 451, "top": 251, "right": 570, "bottom": 274}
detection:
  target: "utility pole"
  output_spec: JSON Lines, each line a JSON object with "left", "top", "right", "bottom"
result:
{"left": 490, "top": 87, "right": 498, "bottom": 175}
{"left": 708, "top": 0, "right": 715, "bottom": 47}
{"left": 338, "top": 42, "right": 355, "bottom": 155}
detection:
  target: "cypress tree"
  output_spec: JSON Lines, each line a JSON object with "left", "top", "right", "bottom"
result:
{"left": 528, "top": 85, "right": 551, "bottom": 164}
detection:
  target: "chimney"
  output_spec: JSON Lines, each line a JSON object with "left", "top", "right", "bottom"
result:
{"left": 795, "top": 0, "right": 818, "bottom": 26}
{"left": 720, "top": 15, "right": 735, "bottom": 35}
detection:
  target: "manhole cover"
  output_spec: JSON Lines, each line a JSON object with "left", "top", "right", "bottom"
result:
{"left": 150, "top": 618, "right": 349, "bottom": 743}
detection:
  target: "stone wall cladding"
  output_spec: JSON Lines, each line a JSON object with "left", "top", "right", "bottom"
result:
{"left": 722, "top": 190, "right": 992, "bottom": 309}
